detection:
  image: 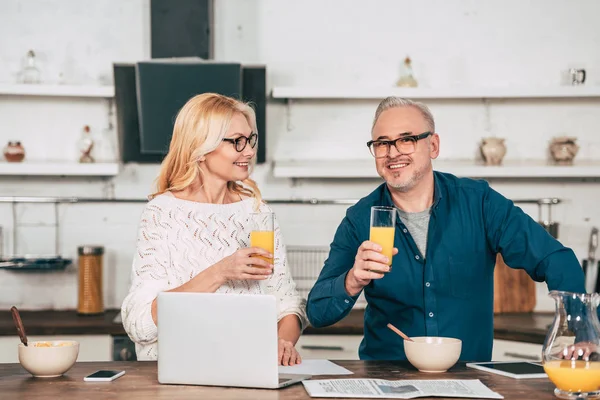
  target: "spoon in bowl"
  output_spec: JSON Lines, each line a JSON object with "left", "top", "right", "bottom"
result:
{"left": 11, "top": 306, "right": 28, "bottom": 346}
{"left": 387, "top": 323, "right": 413, "bottom": 342}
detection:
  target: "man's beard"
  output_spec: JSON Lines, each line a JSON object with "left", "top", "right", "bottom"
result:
{"left": 387, "top": 163, "right": 427, "bottom": 193}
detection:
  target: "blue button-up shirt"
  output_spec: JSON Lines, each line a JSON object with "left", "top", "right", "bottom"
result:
{"left": 306, "top": 171, "right": 585, "bottom": 361}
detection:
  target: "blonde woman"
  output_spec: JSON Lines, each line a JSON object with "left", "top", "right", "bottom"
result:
{"left": 121, "top": 93, "right": 308, "bottom": 365}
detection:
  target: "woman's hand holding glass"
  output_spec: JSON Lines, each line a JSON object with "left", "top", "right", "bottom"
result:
{"left": 214, "top": 247, "right": 273, "bottom": 283}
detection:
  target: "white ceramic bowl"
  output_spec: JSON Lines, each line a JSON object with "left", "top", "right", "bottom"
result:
{"left": 404, "top": 337, "right": 462, "bottom": 373}
{"left": 18, "top": 340, "right": 79, "bottom": 377}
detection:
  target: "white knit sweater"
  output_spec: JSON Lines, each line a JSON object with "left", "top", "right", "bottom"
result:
{"left": 121, "top": 193, "right": 308, "bottom": 361}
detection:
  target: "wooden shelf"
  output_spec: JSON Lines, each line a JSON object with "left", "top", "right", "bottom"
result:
{"left": 271, "top": 86, "right": 600, "bottom": 100}
{"left": 272, "top": 159, "right": 600, "bottom": 179}
{"left": 0, "top": 84, "right": 114, "bottom": 98}
{"left": 0, "top": 162, "right": 120, "bottom": 177}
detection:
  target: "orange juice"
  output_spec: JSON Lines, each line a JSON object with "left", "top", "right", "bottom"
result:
{"left": 369, "top": 227, "right": 395, "bottom": 265}
{"left": 544, "top": 360, "right": 600, "bottom": 392}
{"left": 250, "top": 230, "right": 274, "bottom": 264}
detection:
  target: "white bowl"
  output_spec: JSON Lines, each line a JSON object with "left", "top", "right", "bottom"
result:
{"left": 18, "top": 340, "right": 79, "bottom": 377}
{"left": 404, "top": 336, "right": 462, "bottom": 373}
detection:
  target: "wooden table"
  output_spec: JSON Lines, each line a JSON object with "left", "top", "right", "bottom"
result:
{"left": 0, "top": 361, "right": 558, "bottom": 399}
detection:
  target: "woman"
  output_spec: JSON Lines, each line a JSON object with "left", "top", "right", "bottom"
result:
{"left": 121, "top": 93, "right": 308, "bottom": 365}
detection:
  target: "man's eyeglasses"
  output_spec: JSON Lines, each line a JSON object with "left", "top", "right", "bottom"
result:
{"left": 367, "top": 131, "right": 432, "bottom": 158}
{"left": 222, "top": 133, "right": 258, "bottom": 152}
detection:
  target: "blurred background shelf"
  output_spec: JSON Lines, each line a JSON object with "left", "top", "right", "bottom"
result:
{"left": 0, "top": 162, "right": 120, "bottom": 176}
{"left": 0, "top": 83, "right": 114, "bottom": 98}
{"left": 272, "top": 159, "right": 600, "bottom": 179}
{"left": 0, "top": 256, "right": 72, "bottom": 271}
{"left": 271, "top": 86, "right": 600, "bottom": 100}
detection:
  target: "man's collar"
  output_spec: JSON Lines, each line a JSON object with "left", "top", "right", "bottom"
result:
{"left": 381, "top": 172, "right": 443, "bottom": 210}
{"left": 432, "top": 171, "right": 443, "bottom": 208}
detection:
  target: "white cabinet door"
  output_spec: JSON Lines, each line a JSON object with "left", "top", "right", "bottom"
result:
{"left": 492, "top": 339, "right": 543, "bottom": 361}
{"left": 0, "top": 335, "right": 112, "bottom": 363}
{"left": 296, "top": 335, "right": 362, "bottom": 360}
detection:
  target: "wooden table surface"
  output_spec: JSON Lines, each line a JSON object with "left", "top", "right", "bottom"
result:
{"left": 0, "top": 360, "right": 558, "bottom": 399}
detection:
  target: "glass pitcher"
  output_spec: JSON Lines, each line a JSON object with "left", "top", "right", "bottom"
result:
{"left": 542, "top": 291, "right": 600, "bottom": 399}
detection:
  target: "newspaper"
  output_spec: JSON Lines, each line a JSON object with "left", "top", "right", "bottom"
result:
{"left": 302, "top": 378, "right": 504, "bottom": 399}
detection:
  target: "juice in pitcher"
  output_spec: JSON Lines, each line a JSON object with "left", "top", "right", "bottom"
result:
{"left": 542, "top": 291, "right": 600, "bottom": 399}
{"left": 544, "top": 360, "right": 600, "bottom": 393}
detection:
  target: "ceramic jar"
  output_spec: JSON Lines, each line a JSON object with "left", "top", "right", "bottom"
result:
{"left": 480, "top": 137, "right": 506, "bottom": 166}
{"left": 549, "top": 136, "right": 579, "bottom": 165}
{"left": 3, "top": 141, "right": 25, "bottom": 162}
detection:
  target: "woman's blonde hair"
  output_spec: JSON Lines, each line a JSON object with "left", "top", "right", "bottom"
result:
{"left": 150, "top": 93, "right": 262, "bottom": 206}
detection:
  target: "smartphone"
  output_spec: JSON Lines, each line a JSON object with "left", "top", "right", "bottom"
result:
{"left": 83, "top": 370, "right": 126, "bottom": 382}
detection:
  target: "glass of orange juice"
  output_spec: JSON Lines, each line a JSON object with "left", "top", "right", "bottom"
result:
{"left": 369, "top": 206, "right": 396, "bottom": 268}
{"left": 249, "top": 212, "right": 274, "bottom": 267}
{"left": 542, "top": 291, "right": 600, "bottom": 399}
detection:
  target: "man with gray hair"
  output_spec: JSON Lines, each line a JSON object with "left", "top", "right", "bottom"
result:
{"left": 306, "top": 96, "right": 584, "bottom": 362}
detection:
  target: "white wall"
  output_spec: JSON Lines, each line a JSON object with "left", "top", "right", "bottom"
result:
{"left": 0, "top": 0, "right": 598, "bottom": 312}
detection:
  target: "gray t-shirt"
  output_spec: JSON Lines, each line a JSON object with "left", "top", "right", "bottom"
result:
{"left": 396, "top": 207, "right": 431, "bottom": 259}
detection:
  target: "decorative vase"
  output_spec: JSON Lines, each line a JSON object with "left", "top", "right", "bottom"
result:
{"left": 3, "top": 141, "right": 25, "bottom": 162}
{"left": 549, "top": 136, "right": 579, "bottom": 165}
{"left": 480, "top": 137, "right": 506, "bottom": 166}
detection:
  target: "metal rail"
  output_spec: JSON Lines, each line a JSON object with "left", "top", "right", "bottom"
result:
{"left": 0, "top": 196, "right": 561, "bottom": 205}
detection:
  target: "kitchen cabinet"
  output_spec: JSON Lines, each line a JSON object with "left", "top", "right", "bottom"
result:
{"left": 298, "top": 336, "right": 543, "bottom": 362}
{"left": 296, "top": 334, "right": 362, "bottom": 360}
{"left": 0, "top": 335, "right": 542, "bottom": 363}
{"left": 492, "top": 339, "right": 542, "bottom": 361}
{"left": 0, "top": 335, "right": 112, "bottom": 363}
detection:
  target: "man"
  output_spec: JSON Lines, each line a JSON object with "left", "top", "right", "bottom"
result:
{"left": 306, "top": 97, "right": 585, "bottom": 362}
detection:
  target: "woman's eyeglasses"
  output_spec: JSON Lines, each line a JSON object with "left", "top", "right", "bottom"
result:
{"left": 222, "top": 133, "right": 258, "bottom": 152}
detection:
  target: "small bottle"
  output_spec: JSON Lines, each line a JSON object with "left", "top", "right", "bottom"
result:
{"left": 78, "top": 125, "right": 95, "bottom": 163}
{"left": 396, "top": 56, "right": 418, "bottom": 87}
{"left": 21, "top": 50, "right": 41, "bottom": 84}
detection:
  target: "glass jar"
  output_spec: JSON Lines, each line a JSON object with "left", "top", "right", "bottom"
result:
{"left": 77, "top": 245, "right": 104, "bottom": 315}
{"left": 542, "top": 291, "right": 600, "bottom": 399}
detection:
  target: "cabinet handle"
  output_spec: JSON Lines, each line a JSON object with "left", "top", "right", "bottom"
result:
{"left": 503, "top": 352, "right": 541, "bottom": 361}
{"left": 301, "top": 345, "right": 344, "bottom": 351}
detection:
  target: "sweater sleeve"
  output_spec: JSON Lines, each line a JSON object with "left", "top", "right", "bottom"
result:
{"left": 263, "top": 206, "right": 309, "bottom": 331}
{"left": 121, "top": 203, "right": 173, "bottom": 345}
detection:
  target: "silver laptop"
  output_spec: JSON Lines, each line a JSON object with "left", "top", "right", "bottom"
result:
{"left": 157, "top": 291, "right": 311, "bottom": 389}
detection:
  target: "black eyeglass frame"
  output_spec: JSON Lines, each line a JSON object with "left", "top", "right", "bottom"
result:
{"left": 222, "top": 133, "right": 259, "bottom": 152}
{"left": 366, "top": 131, "right": 432, "bottom": 158}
